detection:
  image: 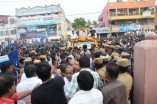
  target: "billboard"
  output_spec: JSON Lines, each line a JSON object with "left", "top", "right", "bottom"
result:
{"left": 18, "top": 16, "right": 55, "bottom": 27}
{"left": 112, "top": 25, "right": 141, "bottom": 32}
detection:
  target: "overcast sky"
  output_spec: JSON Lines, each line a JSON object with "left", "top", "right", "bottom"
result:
{"left": 0, "top": 0, "right": 109, "bottom": 22}
{"left": 1, "top": 0, "right": 155, "bottom": 21}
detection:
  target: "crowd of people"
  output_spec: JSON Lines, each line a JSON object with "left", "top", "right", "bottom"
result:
{"left": 0, "top": 30, "right": 147, "bottom": 104}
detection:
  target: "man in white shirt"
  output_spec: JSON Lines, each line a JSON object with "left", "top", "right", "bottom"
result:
{"left": 64, "top": 66, "right": 74, "bottom": 93}
{"left": 80, "top": 45, "right": 91, "bottom": 56}
{"left": 87, "top": 30, "right": 92, "bottom": 37}
{"left": 16, "top": 64, "right": 42, "bottom": 104}
{"left": 46, "top": 54, "right": 52, "bottom": 65}
{"left": 68, "top": 70, "right": 103, "bottom": 104}
{"left": 70, "top": 31, "right": 78, "bottom": 39}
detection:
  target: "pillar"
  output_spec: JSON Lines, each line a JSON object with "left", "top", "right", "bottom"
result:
{"left": 134, "top": 32, "right": 157, "bottom": 104}
{"left": 116, "top": 9, "right": 118, "bottom": 16}
{"left": 127, "top": 8, "right": 129, "bottom": 16}
{"left": 139, "top": 8, "right": 140, "bottom": 15}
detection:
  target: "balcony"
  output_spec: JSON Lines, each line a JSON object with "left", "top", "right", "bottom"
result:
{"left": 98, "top": 14, "right": 103, "bottom": 20}
{"left": 109, "top": 14, "right": 155, "bottom": 20}
{"left": 98, "top": 22, "right": 104, "bottom": 27}
{"left": 109, "top": 7, "right": 155, "bottom": 20}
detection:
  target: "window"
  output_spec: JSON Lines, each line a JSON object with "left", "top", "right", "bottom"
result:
{"left": 10, "top": 18, "right": 15, "bottom": 24}
{"left": 0, "top": 31, "right": 3, "bottom": 35}
{"left": 5, "top": 31, "right": 9, "bottom": 35}
{"left": 11, "top": 29, "right": 16, "bottom": 35}
{"left": 117, "top": 0, "right": 122, "bottom": 2}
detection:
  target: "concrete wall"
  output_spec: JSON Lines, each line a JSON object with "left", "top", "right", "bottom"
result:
{"left": 134, "top": 39, "right": 157, "bottom": 104}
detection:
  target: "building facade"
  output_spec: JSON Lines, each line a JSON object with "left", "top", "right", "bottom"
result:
{"left": 0, "top": 15, "right": 17, "bottom": 45}
{"left": 16, "top": 4, "right": 68, "bottom": 40}
{"left": 98, "top": 0, "right": 156, "bottom": 34}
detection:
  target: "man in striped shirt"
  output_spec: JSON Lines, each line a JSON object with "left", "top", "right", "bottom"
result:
{"left": 65, "top": 56, "right": 101, "bottom": 98}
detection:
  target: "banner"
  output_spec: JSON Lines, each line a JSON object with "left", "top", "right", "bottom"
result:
{"left": 112, "top": 26, "right": 119, "bottom": 32}
{"left": 143, "top": 11, "right": 151, "bottom": 17}
{"left": 18, "top": 16, "right": 54, "bottom": 27}
{"left": 8, "top": 50, "right": 18, "bottom": 67}
{"left": 0, "top": 55, "right": 9, "bottom": 63}
{"left": 112, "top": 25, "right": 141, "bottom": 32}
{"left": 140, "top": 25, "right": 155, "bottom": 30}
{"left": 0, "top": 50, "right": 18, "bottom": 68}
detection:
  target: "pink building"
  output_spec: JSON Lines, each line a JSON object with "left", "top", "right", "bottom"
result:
{"left": 0, "top": 15, "right": 9, "bottom": 25}
{"left": 98, "top": 0, "right": 156, "bottom": 33}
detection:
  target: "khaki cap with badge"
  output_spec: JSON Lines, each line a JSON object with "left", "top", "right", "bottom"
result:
{"left": 121, "top": 52, "right": 130, "bottom": 58}
{"left": 93, "top": 58, "right": 103, "bottom": 65}
{"left": 111, "top": 52, "right": 120, "bottom": 57}
{"left": 40, "top": 55, "right": 46, "bottom": 59}
{"left": 100, "top": 56, "right": 108, "bottom": 62}
{"left": 60, "top": 47, "right": 66, "bottom": 51}
{"left": 30, "top": 50, "right": 36, "bottom": 54}
{"left": 107, "top": 41, "right": 112, "bottom": 45}
{"left": 33, "top": 60, "right": 41, "bottom": 64}
{"left": 109, "top": 45, "right": 115, "bottom": 49}
{"left": 116, "top": 58, "right": 129, "bottom": 67}
{"left": 113, "top": 56, "right": 121, "bottom": 62}
{"left": 24, "top": 57, "right": 32, "bottom": 62}
{"left": 103, "top": 44, "right": 110, "bottom": 48}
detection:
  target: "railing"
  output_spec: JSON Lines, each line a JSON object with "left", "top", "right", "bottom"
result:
{"left": 109, "top": 14, "right": 155, "bottom": 20}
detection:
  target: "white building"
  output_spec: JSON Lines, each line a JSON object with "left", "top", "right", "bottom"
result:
{"left": 16, "top": 4, "right": 68, "bottom": 40}
{"left": 0, "top": 16, "right": 17, "bottom": 45}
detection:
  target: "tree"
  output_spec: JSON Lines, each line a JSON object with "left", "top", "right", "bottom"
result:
{"left": 86, "top": 19, "right": 92, "bottom": 28}
{"left": 72, "top": 17, "right": 86, "bottom": 30}
{"left": 92, "top": 21, "right": 98, "bottom": 28}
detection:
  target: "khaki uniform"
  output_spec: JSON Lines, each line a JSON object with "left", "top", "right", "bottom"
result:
{"left": 118, "top": 73, "right": 133, "bottom": 104}
{"left": 96, "top": 67, "right": 106, "bottom": 85}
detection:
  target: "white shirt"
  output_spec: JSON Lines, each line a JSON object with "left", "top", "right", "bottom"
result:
{"left": 16, "top": 77, "right": 42, "bottom": 104}
{"left": 95, "top": 33, "right": 97, "bottom": 38}
{"left": 68, "top": 88, "right": 103, "bottom": 104}
{"left": 46, "top": 59, "right": 52, "bottom": 65}
{"left": 88, "top": 33, "right": 91, "bottom": 37}
{"left": 71, "top": 34, "right": 78, "bottom": 39}
{"left": 80, "top": 50, "right": 91, "bottom": 56}
{"left": 67, "top": 40, "right": 71, "bottom": 49}
{"left": 20, "top": 73, "right": 27, "bottom": 82}
{"left": 64, "top": 77, "right": 71, "bottom": 94}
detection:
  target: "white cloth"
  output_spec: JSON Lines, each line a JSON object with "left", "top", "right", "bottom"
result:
{"left": 20, "top": 73, "right": 27, "bottom": 82}
{"left": 71, "top": 34, "right": 78, "bottom": 39}
{"left": 37, "top": 38, "right": 40, "bottom": 42}
{"left": 67, "top": 40, "right": 71, "bottom": 49}
{"left": 68, "top": 88, "right": 103, "bottom": 104}
{"left": 16, "top": 77, "right": 42, "bottom": 104}
{"left": 46, "top": 59, "right": 52, "bottom": 65}
{"left": 88, "top": 33, "right": 91, "bottom": 37}
{"left": 94, "top": 33, "right": 97, "bottom": 38}
{"left": 80, "top": 50, "right": 91, "bottom": 56}
{"left": 64, "top": 77, "right": 71, "bottom": 94}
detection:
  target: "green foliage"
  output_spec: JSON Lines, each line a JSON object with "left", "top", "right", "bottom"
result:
{"left": 72, "top": 17, "right": 99, "bottom": 29}
{"left": 93, "top": 21, "right": 98, "bottom": 28}
{"left": 86, "top": 19, "right": 92, "bottom": 28}
{"left": 72, "top": 18, "right": 87, "bottom": 29}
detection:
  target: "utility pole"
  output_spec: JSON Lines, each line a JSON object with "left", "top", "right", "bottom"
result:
{"left": 7, "top": 25, "right": 9, "bottom": 46}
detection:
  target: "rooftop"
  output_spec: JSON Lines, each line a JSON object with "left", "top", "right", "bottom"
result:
{"left": 107, "top": 0, "right": 155, "bottom": 9}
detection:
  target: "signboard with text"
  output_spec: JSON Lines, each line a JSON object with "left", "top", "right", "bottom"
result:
{"left": 143, "top": 11, "right": 151, "bottom": 17}
{"left": 93, "top": 27, "right": 109, "bottom": 33}
{"left": 18, "top": 16, "right": 55, "bottom": 27}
